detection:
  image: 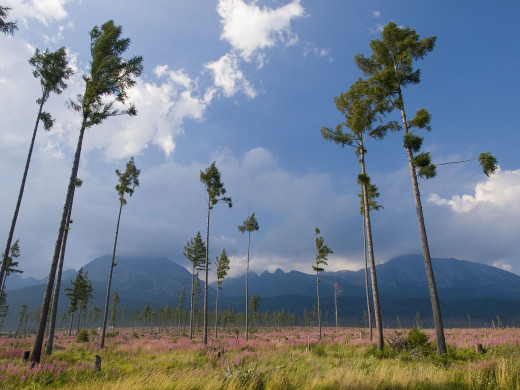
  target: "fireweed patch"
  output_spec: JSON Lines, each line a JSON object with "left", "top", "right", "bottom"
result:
{"left": 0, "top": 327, "right": 520, "bottom": 389}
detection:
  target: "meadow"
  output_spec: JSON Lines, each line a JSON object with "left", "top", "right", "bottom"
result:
{"left": 1, "top": 327, "right": 520, "bottom": 389}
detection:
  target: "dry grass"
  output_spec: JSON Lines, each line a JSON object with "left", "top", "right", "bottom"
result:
{"left": 1, "top": 327, "right": 520, "bottom": 389}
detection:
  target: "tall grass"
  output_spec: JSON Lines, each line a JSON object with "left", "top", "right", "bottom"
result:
{"left": 1, "top": 327, "right": 519, "bottom": 389}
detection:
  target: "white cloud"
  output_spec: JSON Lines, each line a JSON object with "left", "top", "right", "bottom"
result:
{"left": 205, "top": 53, "right": 256, "bottom": 98}
{"left": 5, "top": 0, "right": 73, "bottom": 26}
{"left": 428, "top": 168, "right": 520, "bottom": 213}
{"left": 493, "top": 260, "right": 513, "bottom": 272}
{"left": 217, "top": 0, "right": 304, "bottom": 62}
{"left": 85, "top": 65, "right": 209, "bottom": 159}
{"left": 372, "top": 10, "right": 381, "bottom": 18}
{"left": 303, "top": 42, "right": 333, "bottom": 62}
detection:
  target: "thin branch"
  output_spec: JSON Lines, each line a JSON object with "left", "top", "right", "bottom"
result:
{"left": 434, "top": 157, "right": 477, "bottom": 167}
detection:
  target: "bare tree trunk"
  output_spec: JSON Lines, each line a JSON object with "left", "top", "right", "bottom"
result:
{"left": 362, "top": 215, "right": 373, "bottom": 341}
{"left": 214, "top": 287, "right": 219, "bottom": 338}
{"left": 46, "top": 202, "right": 73, "bottom": 356}
{"left": 100, "top": 201, "right": 123, "bottom": 349}
{"left": 398, "top": 91, "right": 446, "bottom": 354}
{"left": 189, "top": 270, "right": 195, "bottom": 340}
{"left": 316, "top": 269, "right": 321, "bottom": 340}
{"left": 245, "top": 232, "right": 250, "bottom": 341}
{"left": 68, "top": 312, "right": 74, "bottom": 336}
{"left": 203, "top": 201, "right": 210, "bottom": 345}
{"left": 333, "top": 284, "right": 338, "bottom": 332}
{"left": 360, "top": 149, "right": 383, "bottom": 350}
{"left": 0, "top": 99, "right": 45, "bottom": 288}
{"left": 31, "top": 123, "right": 87, "bottom": 364}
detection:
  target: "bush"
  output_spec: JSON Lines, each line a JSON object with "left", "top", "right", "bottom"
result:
{"left": 386, "top": 328, "right": 432, "bottom": 357}
{"left": 406, "top": 327, "right": 429, "bottom": 349}
{"left": 76, "top": 329, "right": 89, "bottom": 343}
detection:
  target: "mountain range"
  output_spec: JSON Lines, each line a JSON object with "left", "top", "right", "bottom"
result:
{"left": 3, "top": 254, "right": 520, "bottom": 329}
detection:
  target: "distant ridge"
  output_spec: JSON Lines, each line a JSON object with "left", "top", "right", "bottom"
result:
{"left": 3, "top": 254, "right": 520, "bottom": 328}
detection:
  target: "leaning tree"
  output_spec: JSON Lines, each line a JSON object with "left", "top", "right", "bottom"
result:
{"left": 321, "top": 78, "right": 395, "bottom": 350}
{"left": 354, "top": 22, "right": 497, "bottom": 354}
{"left": 200, "top": 162, "right": 232, "bottom": 345}
{"left": 0, "top": 47, "right": 73, "bottom": 292}
{"left": 238, "top": 213, "right": 259, "bottom": 341}
{"left": 31, "top": 20, "right": 142, "bottom": 364}
{"left": 100, "top": 157, "right": 140, "bottom": 349}
{"left": 46, "top": 178, "right": 82, "bottom": 356}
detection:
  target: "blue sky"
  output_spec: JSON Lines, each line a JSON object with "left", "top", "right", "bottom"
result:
{"left": 1, "top": 0, "right": 519, "bottom": 281}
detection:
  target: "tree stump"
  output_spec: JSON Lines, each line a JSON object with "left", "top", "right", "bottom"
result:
{"left": 23, "top": 351, "right": 30, "bottom": 362}
{"left": 94, "top": 355, "right": 102, "bottom": 371}
{"left": 476, "top": 343, "right": 484, "bottom": 354}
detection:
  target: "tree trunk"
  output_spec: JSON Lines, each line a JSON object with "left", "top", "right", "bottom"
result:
{"left": 31, "top": 122, "right": 87, "bottom": 364}
{"left": 397, "top": 89, "right": 446, "bottom": 354}
{"left": 68, "top": 312, "right": 74, "bottom": 336}
{"left": 316, "top": 270, "right": 321, "bottom": 340}
{"left": 360, "top": 148, "right": 384, "bottom": 350}
{"left": 0, "top": 99, "right": 45, "bottom": 288}
{"left": 189, "top": 269, "right": 195, "bottom": 340}
{"left": 334, "top": 286, "right": 338, "bottom": 332}
{"left": 214, "top": 287, "right": 219, "bottom": 338}
{"left": 245, "top": 232, "right": 250, "bottom": 341}
{"left": 362, "top": 215, "right": 373, "bottom": 341}
{"left": 203, "top": 200, "right": 210, "bottom": 345}
{"left": 100, "top": 201, "right": 123, "bottom": 349}
{"left": 46, "top": 201, "right": 73, "bottom": 356}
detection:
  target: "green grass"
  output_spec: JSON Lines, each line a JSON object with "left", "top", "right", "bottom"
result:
{"left": 1, "top": 327, "right": 520, "bottom": 389}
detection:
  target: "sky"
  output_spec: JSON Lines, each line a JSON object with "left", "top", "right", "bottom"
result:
{"left": 0, "top": 0, "right": 519, "bottom": 282}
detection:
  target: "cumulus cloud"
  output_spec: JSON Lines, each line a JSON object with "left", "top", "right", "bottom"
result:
{"left": 206, "top": 0, "right": 305, "bottom": 97}
{"left": 423, "top": 167, "right": 520, "bottom": 273}
{"left": 205, "top": 53, "right": 256, "bottom": 98}
{"left": 428, "top": 168, "right": 520, "bottom": 214}
{"left": 372, "top": 10, "right": 381, "bottom": 18}
{"left": 217, "top": 0, "right": 304, "bottom": 62}
{"left": 83, "top": 65, "right": 209, "bottom": 159}
{"left": 5, "top": 0, "right": 73, "bottom": 26}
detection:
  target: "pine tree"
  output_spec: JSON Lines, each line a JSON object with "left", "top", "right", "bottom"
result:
{"left": 321, "top": 78, "right": 394, "bottom": 350}
{"left": 65, "top": 268, "right": 92, "bottom": 336}
{"left": 0, "top": 48, "right": 73, "bottom": 292}
{"left": 215, "top": 248, "right": 230, "bottom": 338}
{"left": 0, "top": 6, "right": 17, "bottom": 36}
{"left": 200, "top": 162, "right": 232, "bottom": 344}
{"left": 313, "top": 227, "right": 332, "bottom": 340}
{"left": 109, "top": 291, "right": 120, "bottom": 329}
{"left": 100, "top": 157, "right": 140, "bottom": 349}
{"left": 238, "top": 213, "right": 259, "bottom": 341}
{"left": 31, "top": 20, "right": 142, "bottom": 363}
{"left": 184, "top": 232, "right": 206, "bottom": 339}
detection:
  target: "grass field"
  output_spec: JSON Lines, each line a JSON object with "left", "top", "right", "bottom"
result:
{"left": 1, "top": 327, "right": 519, "bottom": 389}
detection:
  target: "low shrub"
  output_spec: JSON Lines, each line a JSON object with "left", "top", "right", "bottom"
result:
{"left": 76, "top": 329, "right": 89, "bottom": 343}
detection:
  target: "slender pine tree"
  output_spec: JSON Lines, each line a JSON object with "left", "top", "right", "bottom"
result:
{"left": 200, "top": 162, "right": 232, "bottom": 345}
{"left": 238, "top": 213, "right": 259, "bottom": 341}
{"left": 215, "top": 248, "right": 230, "bottom": 338}
{"left": 31, "top": 21, "right": 142, "bottom": 363}
{"left": 100, "top": 157, "right": 140, "bottom": 349}
{"left": 0, "top": 47, "right": 73, "bottom": 292}
{"left": 313, "top": 227, "right": 332, "bottom": 340}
